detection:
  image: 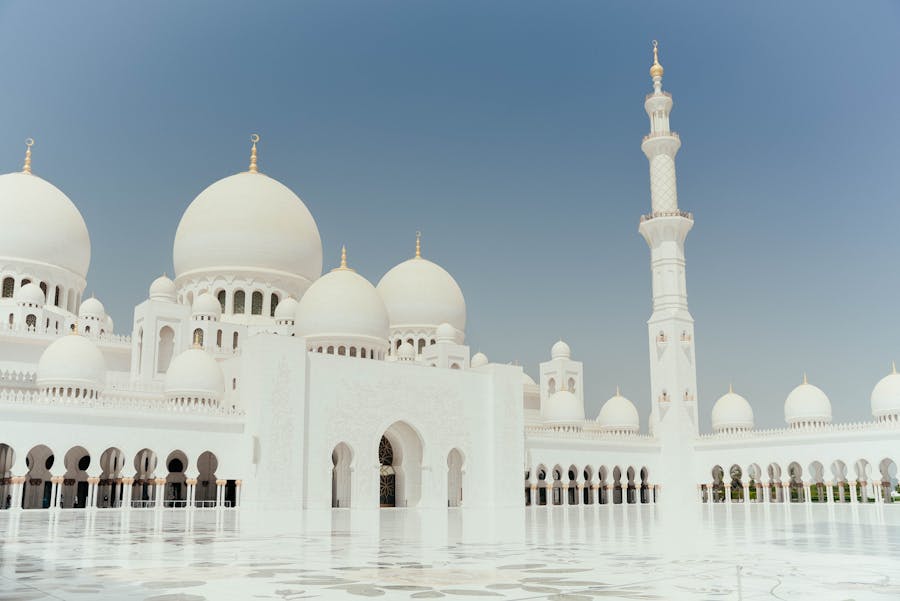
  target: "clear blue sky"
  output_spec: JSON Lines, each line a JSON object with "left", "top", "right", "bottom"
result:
{"left": 1, "top": 1, "right": 898, "bottom": 430}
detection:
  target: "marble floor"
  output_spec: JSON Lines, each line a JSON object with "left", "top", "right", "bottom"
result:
{"left": 1, "top": 504, "right": 899, "bottom": 600}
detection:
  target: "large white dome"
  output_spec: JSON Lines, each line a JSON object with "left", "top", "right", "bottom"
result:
{"left": 784, "top": 377, "right": 832, "bottom": 425}
{"left": 377, "top": 255, "right": 466, "bottom": 333}
{"left": 541, "top": 389, "right": 585, "bottom": 424}
{"left": 164, "top": 347, "right": 224, "bottom": 402}
{"left": 37, "top": 333, "right": 106, "bottom": 392}
{"left": 871, "top": 364, "right": 900, "bottom": 419}
{"left": 295, "top": 262, "right": 390, "bottom": 344}
{"left": 596, "top": 391, "right": 640, "bottom": 433}
{"left": 711, "top": 387, "right": 754, "bottom": 432}
{"left": 173, "top": 172, "right": 322, "bottom": 285}
{"left": 0, "top": 172, "right": 90, "bottom": 279}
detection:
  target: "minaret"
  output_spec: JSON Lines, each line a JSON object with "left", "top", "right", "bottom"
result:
{"left": 638, "top": 42, "right": 699, "bottom": 438}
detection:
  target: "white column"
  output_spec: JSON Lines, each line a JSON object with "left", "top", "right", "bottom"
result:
{"left": 11, "top": 477, "right": 23, "bottom": 510}
{"left": 51, "top": 478, "right": 61, "bottom": 510}
{"left": 155, "top": 478, "right": 165, "bottom": 510}
{"left": 235, "top": 480, "right": 242, "bottom": 508}
{"left": 546, "top": 484, "right": 553, "bottom": 508}
{"left": 850, "top": 481, "right": 859, "bottom": 504}
{"left": 724, "top": 484, "right": 732, "bottom": 504}
{"left": 216, "top": 479, "right": 225, "bottom": 507}
{"left": 826, "top": 481, "right": 835, "bottom": 504}
{"left": 605, "top": 485, "right": 614, "bottom": 506}
{"left": 185, "top": 479, "right": 196, "bottom": 508}
{"left": 122, "top": 478, "right": 133, "bottom": 509}
{"left": 743, "top": 483, "right": 750, "bottom": 504}
{"left": 763, "top": 481, "right": 770, "bottom": 504}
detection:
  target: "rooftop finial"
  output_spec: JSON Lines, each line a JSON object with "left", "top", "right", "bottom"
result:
{"left": 728, "top": 382, "right": 734, "bottom": 394}
{"left": 893, "top": 360, "right": 897, "bottom": 375}
{"left": 248, "top": 133, "right": 260, "bottom": 173}
{"left": 650, "top": 40, "right": 664, "bottom": 79}
{"left": 802, "top": 372, "right": 808, "bottom": 385}
{"left": 616, "top": 384, "right": 621, "bottom": 397}
{"left": 340, "top": 245, "right": 347, "bottom": 269}
{"left": 415, "top": 231, "right": 422, "bottom": 259}
{"left": 22, "top": 138, "right": 34, "bottom": 174}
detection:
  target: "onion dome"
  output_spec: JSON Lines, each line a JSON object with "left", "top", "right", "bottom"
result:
{"left": 15, "top": 282, "right": 45, "bottom": 307}
{"left": 164, "top": 347, "right": 224, "bottom": 405}
{"left": 295, "top": 247, "right": 389, "bottom": 351}
{"left": 550, "top": 339, "right": 571, "bottom": 360}
{"left": 711, "top": 385, "right": 754, "bottom": 433}
{"left": 871, "top": 362, "right": 900, "bottom": 421}
{"left": 0, "top": 144, "right": 91, "bottom": 281}
{"left": 596, "top": 388, "right": 640, "bottom": 433}
{"left": 541, "top": 388, "right": 585, "bottom": 425}
{"left": 192, "top": 292, "right": 222, "bottom": 320}
{"left": 173, "top": 137, "right": 323, "bottom": 292}
{"left": 149, "top": 274, "right": 177, "bottom": 301}
{"left": 36, "top": 331, "right": 106, "bottom": 399}
{"left": 376, "top": 233, "right": 466, "bottom": 334}
{"left": 79, "top": 296, "right": 106, "bottom": 321}
{"left": 435, "top": 322, "right": 456, "bottom": 343}
{"left": 397, "top": 341, "right": 416, "bottom": 362}
{"left": 470, "top": 352, "right": 489, "bottom": 368}
{"left": 273, "top": 296, "right": 299, "bottom": 325}
{"left": 784, "top": 374, "right": 832, "bottom": 427}
{"left": 649, "top": 40, "right": 664, "bottom": 78}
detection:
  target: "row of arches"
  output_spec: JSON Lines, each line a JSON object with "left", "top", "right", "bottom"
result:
{"left": 0, "top": 444, "right": 236, "bottom": 510}
{"left": 703, "top": 458, "right": 899, "bottom": 504}
{"left": 192, "top": 328, "right": 239, "bottom": 351}
{"left": 1, "top": 276, "right": 81, "bottom": 314}
{"left": 311, "top": 345, "right": 383, "bottom": 360}
{"left": 390, "top": 335, "right": 437, "bottom": 356}
{"left": 524, "top": 464, "right": 654, "bottom": 506}
{"left": 182, "top": 289, "right": 280, "bottom": 318}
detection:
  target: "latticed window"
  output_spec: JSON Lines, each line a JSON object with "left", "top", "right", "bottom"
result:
{"left": 1, "top": 277, "right": 13, "bottom": 298}
{"left": 251, "top": 291, "right": 263, "bottom": 315}
{"left": 233, "top": 290, "right": 245, "bottom": 314}
{"left": 25, "top": 314, "right": 36, "bottom": 328}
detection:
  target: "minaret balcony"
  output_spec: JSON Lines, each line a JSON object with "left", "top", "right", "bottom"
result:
{"left": 639, "top": 210, "right": 693, "bottom": 223}
{"left": 645, "top": 90, "right": 672, "bottom": 101}
{"left": 642, "top": 131, "right": 680, "bottom": 143}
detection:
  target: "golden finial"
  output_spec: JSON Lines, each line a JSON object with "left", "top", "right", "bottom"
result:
{"left": 22, "top": 138, "right": 34, "bottom": 174}
{"left": 615, "top": 385, "right": 621, "bottom": 397}
{"left": 248, "top": 134, "right": 260, "bottom": 174}
{"left": 892, "top": 360, "right": 897, "bottom": 375}
{"left": 332, "top": 245, "right": 354, "bottom": 272}
{"left": 802, "top": 372, "right": 808, "bottom": 385}
{"left": 415, "top": 231, "right": 422, "bottom": 259}
{"left": 650, "top": 40, "right": 664, "bottom": 79}
{"left": 728, "top": 382, "right": 734, "bottom": 394}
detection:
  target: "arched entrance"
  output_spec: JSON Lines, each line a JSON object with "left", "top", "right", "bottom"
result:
{"left": 378, "top": 421, "right": 423, "bottom": 508}
{"left": 98, "top": 447, "right": 125, "bottom": 508}
{"left": 447, "top": 448, "right": 463, "bottom": 507}
{"left": 332, "top": 442, "right": 353, "bottom": 508}
{"left": 165, "top": 450, "right": 188, "bottom": 507}
{"left": 196, "top": 451, "right": 218, "bottom": 506}
{"left": 24, "top": 445, "right": 54, "bottom": 509}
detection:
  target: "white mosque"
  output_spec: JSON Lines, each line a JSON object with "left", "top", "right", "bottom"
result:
{"left": 0, "top": 45, "right": 897, "bottom": 513}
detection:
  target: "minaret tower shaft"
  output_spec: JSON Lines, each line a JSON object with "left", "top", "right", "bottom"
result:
{"left": 638, "top": 42, "right": 699, "bottom": 438}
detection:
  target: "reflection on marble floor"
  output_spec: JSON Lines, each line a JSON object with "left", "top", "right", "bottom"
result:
{"left": 1, "top": 504, "right": 899, "bottom": 600}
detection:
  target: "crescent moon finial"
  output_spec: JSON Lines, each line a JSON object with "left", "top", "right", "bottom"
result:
{"left": 250, "top": 133, "right": 260, "bottom": 144}
{"left": 22, "top": 137, "right": 34, "bottom": 174}
{"left": 248, "top": 133, "right": 260, "bottom": 173}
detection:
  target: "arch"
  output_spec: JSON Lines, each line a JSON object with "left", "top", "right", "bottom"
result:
{"left": 232, "top": 331, "right": 239, "bottom": 350}
{"left": 157, "top": 326, "right": 175, "bottom": 373}
{"left": 251, "top": 290, "right": 263, "bottom": 315}
{"left": 831, "top": 460, "right": 849, "bottom": 503}
{"left": 270, "top": 293, "right": 280, "bottom": 317}
{"left": 193, "top": 328, "right": 204, "bottom": 347}
{"left": 711, "top": 465, "right": 725, "bottom": 503}
{"left": 25, "top": 314, "right": 36, "bottom": 329}
{"left": 132, "top": 448, "right": 158, "bottom": 507}
{"left": 567, "top": 377, "right": 576, "bottom": 393}
{"left": 23, "top": 445, "right": 54, "bottom": 509}
{"left": 1, "top": 277, "right": 13, "bottom": 298}
{"left": 879, "top": 458, "right": 898, "bottom": 503}
{"left": 216, "top": 290, "right": 227, "bottom": 312}
{"left": 379, "top": 421, "right": 424, "bottom": 508}
{"left": 729, "top": 464, "right": 743, "bottom": 503}
{"left": 165, "top": 450, "right": 188, "bottom": 507}
{"left": 566, "top": 464, "right": 579, "bottom": 505}
{"left": 807, "top": 461, "right": 826, "bottom": 502}
{"left": 547, "top": 378, "right": 556, "bottom": 395}
{"left": 787, "top": 461, "right": 804, "bottom": 502}
{"left": 216, "top": 329, "right": 223, "bottom": 348}
{"left": 233, "top": 290, "right": 246, "bottom": 314}
{"left": 332, "top": 443, "right": 353, "bottom": 508}
{"left": 447, "top": 448, "right": 464, "bottom": 507}
{"left": 746, "top": 463, "right": 763, "bottom": 502}
{"left": 196, "top": 451, "right": 219, "bottom": 505}
{"left": 612, "top": 466, "right": 623, "bottom": 504}
{"left": 60, "top": 446, "right": 91, "bottom": 508}
{"left": 39, "top": 281, "right": 47, "bottom": 301}
{"left": 551, "top": 465, "right": 564, "bottom": 506}
{"left": 855, "top": 459, "right": 874, "bottom": 502}
{"left": 582, "top": 465, "right": 595, "bottom": 505}
{"left": 767, "top": 462, "right": 783, "bottom": 502}
{"left": 597, "top": 465, "right": 609, "bottom": 504}
{"left": 640, "top": 466, "right": 650, "bottom": 503}
{"left": 626, "top": 466, "right": 637, "bottom": 504}
{"left": 97, "top": 447, "right": 126, "bottom": 508}
{"left": 0, "top": 444, "right": 15, "bottom": 509}
{"left": 54, "top": 285, "right": 61, "bottom": 307}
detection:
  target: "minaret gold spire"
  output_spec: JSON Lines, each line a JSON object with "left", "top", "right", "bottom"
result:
{"left": 415, "top": 231, "right": 422, "bottom": 259}
{"left": 22, "top": 138, "right": 34, "bottom": 174}
{"left": 332, "top": 245, "right": 354, "bottom": 272}
{"left": 248, "top": 134, "right": 260, "bottom": 173}
{"left": 650, "top": 40, "right": 664, "bottom": 79}
{"left": 616, "top": 385, "right": 621, "bottom": 397}
{"left": 892, "top": 361, "right": 897, "bottom": 375}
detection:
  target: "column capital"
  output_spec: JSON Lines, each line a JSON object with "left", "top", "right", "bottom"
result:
{"left": 154, "top": 478, "right": 166, "bottom": 485}
{"left": 186, "top": 478, "right": 198, "bottom": 486}
{"left": 235, "top": 480, "right": 242, "bottom": 486}
{"left": 215, "top": 479, "right": 226, "bottom": 486}
{"left": 87, "top": 477, "right": 100, "bottom": 485}
{"left": 121, "top": 477, "right": 134, "bottom": 485}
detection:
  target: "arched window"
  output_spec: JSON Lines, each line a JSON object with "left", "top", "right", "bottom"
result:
{"left": 360, "top": 347, "right": 366, "bottom": 359}
{"left": 84, "top": 325, "right": 91, "bottom": 333}
{"left": 157, "top": 326, "right": 175, "bottom": 373}
{"left": 251, "top": 291, "right": 263, "bottom": 315}
{"left": 20, "top": 278, "right": 30, "bottom": 286}
{"left": 418, "top": 338, "right": 426, "bottom": 353}
{"left": 216, "top": 290, "right": 226, "bottom": 312}
{"left": 232, "top": 378, "right": 237, "bottom": 390}
{"left": 39, "top": 282, "right": 47, "bottom": 300}
{"left": 54, "top": 286, "right": 61, "bottom": 307}
{"left": 370, "top": 349, "right": 375, "bottom": 359}
{"left": 270, "top": 294, "right": 279, "bottom": 317}
{"left": 216, "top": 329, "right": 223, "bottom": 348}
{"left": 2, "top": 277, "right": 14, "bottom": 298}
{"left": 136, "top": 328, "right": 143, "bottom": 374}
{"left": 338, "top": 346, "right": 346, "bottom": 356}
{"left": 548, "top": 378, "right": 556, "bottom": 395}
{"left": 25, "top": 314, "right": 36, "bottom": 329}
{"left": 7, "top": 313, "right": 13, "bottom": 326}
{"left": 327, "top": 346, "right": 334, "bottom": 354}
{"left": 193, "top": 328, "right": 204, "bottom": 346}
{"left": 567, "top": 377, "right": 576, "bottom": 393}
{"left": 233, "top": 290, "right": 245, "bottom": 314}
{"left": 349, "top": 347, "right": 357, "bottom": 357}
{"left": 232, "top": 331, "right": 239, "bottom": 350}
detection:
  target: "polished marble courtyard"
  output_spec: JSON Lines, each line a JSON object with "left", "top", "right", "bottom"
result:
{"left": 1, "top": 504, "right": 898, "bottom": 600}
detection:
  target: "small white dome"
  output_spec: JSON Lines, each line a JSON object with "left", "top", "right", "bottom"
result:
{"left": 15, "top": 282, "right": 45, "bottom": 306}
{"left": 711, "top": 387, "right": 754, "bottom": 432}
{"left": 149, "top": 274, "right": 177, "bottom": 301}
{"left": 295, "top": 266, "right": 389, "bottom": 343}
{"left": 471, "top": 352, "right": 489, "bottom": 368}
{"left": 551, "top": 340, "right": 571, "bottom": 360}
{"left": 871, "top": 364, "right": 900, "bottom": 418}
{"left": 377, "top": 255, "right": 466, "bottom": 333}
{"left": 596, "top": 392, "right": 640, "bottom": 433}
{"left": 173, "top": 172, "right": 323, "bottom": 287}
{"left": 273, "top": 296, "right": 299, "bottom": 320}
{"left": 0, "top": 172, "right": 91, "bottom": 280}
{"left": 436, "top": 322, "right": 456, "bottom": 342}
{"left": 523, "top": 372, "right": 537, "bottom": 386}
{"left": 79, "top": 297, "right": 106, "bottom": 320}
{"left": 541, "top": 389, "right": 585, "bottom": 424}
{"left": 164, "top": 347, "right": 224, "bottom": 402}
{"left": 784, "top": 377, "right": 832, "bottom": 425}
{"left": 37, "top": 333, "right": 106, "bottom": 392}
{"left": 397, "top": 341, "right": 416, "bottom": 361}
{"left": 192, "top": 293, "right": 222, "bottom": 318}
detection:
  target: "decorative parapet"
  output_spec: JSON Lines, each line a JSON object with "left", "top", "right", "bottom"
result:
{"left": 642, "top": 130, "right": 680, "bottom": 143}
{"left": 525, "top": 423, "right": 654, "bottom": 441}
{"left": 639, "top": 209, "right": 693, "bottom": 223}
{"left": 0, "top": 388, "right": 243, "bottom": 417}
{"left": 697, "top": 419, "right": 900, "bottom": 441}
{"left": 0, "top": 322, "right": 131, "bottom": 345}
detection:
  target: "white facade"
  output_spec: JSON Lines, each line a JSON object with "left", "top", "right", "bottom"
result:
{"left": 0, "top": 45, "right": 898, "bottom": 515}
